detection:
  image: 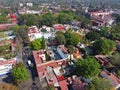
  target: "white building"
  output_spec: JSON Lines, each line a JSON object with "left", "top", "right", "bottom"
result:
{"left": 0, "top": 58, "right": 16, "bottom": 75}
{"left": 26, "top": 3, "right": 33, "bottom": 7}
{"left": 26, "top": 10, "right": 40, "bottom": 14}
{"left": 19, "top": 3, "right": 24, "bottom": 7}
{"left": 28, "top": 26, "right": 54, "bottom": 41}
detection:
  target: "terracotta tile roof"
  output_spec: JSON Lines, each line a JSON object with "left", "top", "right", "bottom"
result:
{"left": 37, "top": 61, "right": 59, "bottom": 72}
{"left": 0, "top": 59, "right": 16, "bottom": 66}
{"left": 100, "top": 71, "right": 120, "bottom": 87}
{"left": 53, "top": 24, "right": 65, "bottom": 31}
{"left": 33, "top": 50, "right": 45, "bottom": 65}
{"left": 95, "top": 55, "right": 109, "bottom": 66}
{"left": 91, "top": 14, "right": 112, "bottom": 26}
{"left": 59, "top": 80, "right": 68, "bottom": 90}
{"left": 33, "top": 49, "right": 69, "bottom": 88}
{"left": 89, "top": 11, "right": 110, "bottom": 16}
{"left": 7, "top": 13, "right": 17, "bottom": 23}
{"left": 28, "top": 26, "right": 39, "bottom": 34}
{"left": 0, "top": 23, "right": 16, "bottom": 30}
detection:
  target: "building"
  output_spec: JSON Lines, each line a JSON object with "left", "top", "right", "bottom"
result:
{"left": 0, "top": 23, "right": 16, "bottom": 30}
{"left": 89, "top": 11, "right": 114, "bottom": 27}
{"left": 95, "top": 55, "right": 112, "bottom": 66}
{"left": 7, "top": 13, "right": 17, "bottom": 23}
{"left": 100, "top": 70, "right": 120, "bottom": 89}
{"left": 28, "top": 26, "right": 54, "bottom": 41}
{"left": 53, "top": 24, "right": 65, "bottom": 31}
{"left": 28, "top": 26, "right": 42, "bottom": 41}
{"left": 33, "top": 49, "right": 68, "bottom": 89}
{"left": 0, "top": 30, "right": 16, "bottom": 46}
{"left": 0, "top": 58, "right": 16, "bottom": 75}
{"left": 73, "top": 48, "right": 82, "bottom": 59}
{"left": 26, "top": 10, "right": 40, "bottom": 14}
{"left": 18, "top": 9, "right": 40, "bottom": 15}
{"left": 32, "top": 44, "right": 71, "bottom": 89}
{"left": 19, "top": 3, "right": 23, "bottom": 7}
{"left": 26, "top": 3, "right": 33, "bottom": 7}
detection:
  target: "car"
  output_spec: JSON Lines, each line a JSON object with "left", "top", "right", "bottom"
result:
{"left": 27, "top": 60, "right": 31, "bottom": 66}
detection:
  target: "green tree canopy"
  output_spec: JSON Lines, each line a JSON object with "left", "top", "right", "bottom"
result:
{"left": 92, "top": 38, "right": 116, "bottom": 55}
{"left": 108, "top": 23, "right": 120, "bottom": 40}
{"left": 41, "top": 13, "right": 53, "bottom": 26}
{"left": 0, "top": 15, "right": 7, "bottom": 24}
{"left": 41, "top": 38, "right": 46, "bottom": 50}
{"left": 11, "top": 62, "right": 30, "bottom": 84}
{"left": 12, "top": 25, "right": 28, "bottom": 38}
{"left": 85, "top": 31, "right": 101, "bottom": 41}
{"left": 111, "top": 52, "right": 120, "bottom": 69}
{"left": 64, "top": 30, "right": 83, "bottom": 46}
{"left": 20, "top": 14, "right": 39, "bottom": 26}
{"left": 75, "top": 56, "right": 100, "bottom": 78}
{"left": 57, "top": 12, "right": 73, "bottom": 24}
{"left": 85, "top": 77, "right": 113, "bottom": 90}
{"left": 30, "top": 38, "right": 42, "bottom": 50}
{"left": 100, "top": 26, "right": 110, "bottom": 38}
{"left": 55, "top": 32, "right": 66, "bottom": 46}
{"left": 68, "top": 45, "right": 75, "bottom": 54}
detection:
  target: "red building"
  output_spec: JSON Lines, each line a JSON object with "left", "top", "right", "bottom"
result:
{"left": 7, "top": 13, "right": 17, "bottom": 23}
{"left": 53, "top": 24, "right": 65, "bottom": 31}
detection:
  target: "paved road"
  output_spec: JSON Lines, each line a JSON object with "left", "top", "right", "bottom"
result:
{"left": 21, "top": 47, "right": 43, "bottom": 90}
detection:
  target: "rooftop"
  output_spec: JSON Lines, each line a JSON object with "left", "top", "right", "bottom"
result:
{"left": 100, "top": 70, "right": 120, "bottom": 87}
{"left": 0, "top": 58, "right": 16, "bottom": 66}
{"left": 28, "top": 26, "right": 39, "bottom": 34}
{"left": 53, "top": 24, "right": 65, "bottom": 31}
{"left": 33, "top": 50, "right": 45, "bottom": 65}
{"left": 0, "top": 23, "right": 16, "bottom": 30}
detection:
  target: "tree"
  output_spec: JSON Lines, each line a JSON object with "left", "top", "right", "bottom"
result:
{"left": 18, "top": 25, "right": 28, "bottom": 38}
{"left": 41, "top": 38, "right": 46, "bottom": 50}
{"left": 111, "top": 52, "right": 120, "bottom": 69}
{"left": 68, "top": 45, "right": 75, "bottom": 62}
{"left": 85, "top": 77, "right": 113, "bottom": 90}
{"left": 22, "top": 36, "right": 30, "bottom": 46}
{"left": 0, "top": 32, "right": 8, "bottom": 45}
{"left": 75, "top": 56, "right": 100, "bottom": 78}
{"left": 0, "top": 84, "right": 18, "bottom": 90}
{"left": 64, "top": 30, "right": 83, "bottom": 46}
{"left": 30, "top": 38, "right": 42, "bottom": 50}
{"left": 92, "top": 38, "right": 116, "bottom": 55}
{"left": 113, "top": 14, "right": 120, "bottom": 23}
{"left": 80, "top": 18, "right": 92, "bottom": 29}
{"left": 109, "top": 33, "right": 120, "bottom": 40}
{"left": 41, "top": 28, "right": 47, "bottom": 33}
{"left": 85, "top": 83, "right": 96, "bottom": 90}
{"left": 20, "top": 14, "right": 39, "bottom": 26}
{"left": 10, "top": 25, "right": 20, "bottom": 36}
{"left": 85, "top": 31, "right": 101, "bottom": 41}
{"left": 100, "top": 26, "right": 110, "bottom": 38}
{"left": 106, "top": 23, "right": 120, "bottom": 40}
{"left": 57, "top": 13, "right": 73, "bottom": 24}
{"left": 42, "top": 13, "right": 53, "bottom": 26}
{"left": 0, "top": 15, "right": 7, "bottom": 23}
{"left": 55, "top": 32, "right": 66, "bottom": 46}
{"left": 11, "top": 62, "right": 30, "bottom": 84}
